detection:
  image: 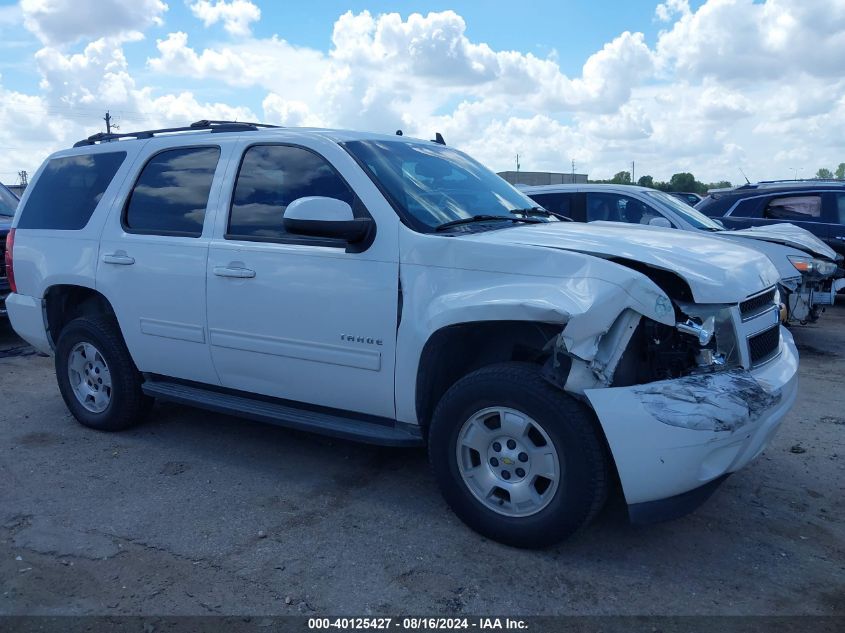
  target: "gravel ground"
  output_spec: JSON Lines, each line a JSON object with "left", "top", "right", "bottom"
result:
{"left": 0, "top": 304, "right": 843, "bottom": 616}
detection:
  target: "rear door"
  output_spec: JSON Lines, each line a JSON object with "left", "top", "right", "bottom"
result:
{"left": 97, "top": 137, "right": 237, "bottom": 385}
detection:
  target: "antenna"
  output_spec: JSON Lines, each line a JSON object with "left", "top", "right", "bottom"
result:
{"left": 739, "top": 167, "right": 750, "bottom": 185}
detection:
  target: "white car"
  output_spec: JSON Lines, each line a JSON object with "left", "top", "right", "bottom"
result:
{"left": 5, "top": 121, "right": 797, "bottom": 547}
{"left": 523, "top": 183, "right": 842, "bottom": 324}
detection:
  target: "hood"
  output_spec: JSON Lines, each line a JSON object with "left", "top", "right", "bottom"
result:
{"left": 468, "top": 221, "right": 779, "bottom": 304}
{"left": 722, "top": 223, "right": 839, "bottom": 261}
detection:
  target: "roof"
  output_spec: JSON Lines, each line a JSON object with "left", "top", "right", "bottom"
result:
{"left": 72, "top": 119, "right": 441, "bottom": 149}
{"left": 520, "top": 183, "right": 653, "bottom": 194}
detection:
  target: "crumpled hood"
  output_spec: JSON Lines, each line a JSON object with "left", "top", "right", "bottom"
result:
{"left": 468, "top": 221, "right": 779, "bottom": 304}
{"left": 722, "top": 223, "right": 839, "bottom": 261}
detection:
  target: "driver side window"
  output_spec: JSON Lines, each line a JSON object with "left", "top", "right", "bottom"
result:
{"left": 227, "top": 144, "right": 356, "bottom": 241}
{"left": 586, "top": 193, "right": 664, "bottom": 225}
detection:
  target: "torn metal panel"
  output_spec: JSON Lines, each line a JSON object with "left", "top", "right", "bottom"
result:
{"left": 631, "top": 370, "right": 781, "bottom": 432}
{"left": 547, "top": 309, "right": 642, "bottom": 393}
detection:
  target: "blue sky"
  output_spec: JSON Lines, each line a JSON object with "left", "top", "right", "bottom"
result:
{"left": 0, "top": 1, "right": 842, "bottom": 184}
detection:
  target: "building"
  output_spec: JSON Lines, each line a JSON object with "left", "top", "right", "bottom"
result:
{"left": 498, "top": 170, "right": 588, "bottom": 186}
{"left": 5, "top": 184, "right": 27, "bottom": 198}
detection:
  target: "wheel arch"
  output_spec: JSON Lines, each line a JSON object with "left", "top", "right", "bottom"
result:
{"left": 414, "top": 320, "right": 562, "bottom": 429}
{"left": 43, "top": 284, "right": 118, "bottom": 349}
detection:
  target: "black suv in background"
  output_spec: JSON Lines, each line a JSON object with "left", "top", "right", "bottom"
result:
{"left": 697, "top": 181, "right": 845, "bottom": 258}
{"left": 1, "top": 182, "right": 18, "bottom": 317}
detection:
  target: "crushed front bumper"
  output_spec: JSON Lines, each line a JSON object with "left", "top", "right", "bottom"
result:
{"left": 585, "top": 326, "right": 799, "bottom": 515}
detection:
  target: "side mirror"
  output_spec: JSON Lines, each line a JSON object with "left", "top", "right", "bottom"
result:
{"left": 283, "top": 196, "right": 373, "bottom": 243}
{"left": 648, "top": 216, "right": 673, "bottom": 228}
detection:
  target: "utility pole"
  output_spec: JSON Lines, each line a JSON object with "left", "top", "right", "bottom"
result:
{"left": 104, "top": 111, "right": 118, "bottom": 134}
{"left": 516, "top": 154, "right": 520, "bottom": 175}
{"left": 631, "top": 161, "right": 635, "bottom": 184}
{"left": 571, "top": 159, "right": 576, "bottom": 183}
{"left": 17, "top": 170, "right": 28, "bottom": 187}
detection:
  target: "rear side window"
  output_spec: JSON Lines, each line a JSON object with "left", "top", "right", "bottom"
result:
{"left": 228, "top": 144, "right": 355, "bottom": 240}
{"left": 835, "top": 194, "right": 845, "bottom": 224}
{"left": 764, "top": 195, "right": 822, "bottom": 222}
{"left": 17, "top": 152, "right": 126, "bottom": 230}
{"left": 124, "top": 146, "right": 221, "bottom": 237}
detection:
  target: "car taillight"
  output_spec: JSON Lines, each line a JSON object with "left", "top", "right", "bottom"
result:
{"left": 5, "top": 228, "right": 15, "bottom": 293}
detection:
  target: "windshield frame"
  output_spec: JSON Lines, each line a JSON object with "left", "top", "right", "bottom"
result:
{"left": 644, "top": 189, "right": 724, "bottom": 231}
{"left": 0, "top": 183, "right": 18, "bottom": 218}
{"left": 341, "top": 139, "right": 543, "bottom": 234}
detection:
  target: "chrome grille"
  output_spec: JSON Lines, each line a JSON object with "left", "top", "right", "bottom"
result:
{"left": 748, "top": 325, "right": 780, "bottom": 366}
{"left": 740, "top": 287, "right": 776, "bottom": 320}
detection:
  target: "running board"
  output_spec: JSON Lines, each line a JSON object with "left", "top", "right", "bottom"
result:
{"left": 142, "top": 380, "right": 424, "bottom": 447}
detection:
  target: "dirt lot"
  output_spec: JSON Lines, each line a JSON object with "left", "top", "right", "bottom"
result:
{"left": 1, "top": 304, "right": 843, "bottom": 617}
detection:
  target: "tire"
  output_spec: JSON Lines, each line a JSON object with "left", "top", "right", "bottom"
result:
{"left": 428, "top": 362, "right": 608, "bottom": 548}
{"left": 55, "top": 315, "right": 152, "bottom": 431}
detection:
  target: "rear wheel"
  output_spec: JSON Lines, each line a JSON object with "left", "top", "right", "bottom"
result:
{"left": 55, "top": 315, "right": 152, "bottom": 431}
{"left": 428, "top": 362, "right": 608, "bottom": 548}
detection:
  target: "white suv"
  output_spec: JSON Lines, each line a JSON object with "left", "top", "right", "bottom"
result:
{"left": 5, "top": 121, "right": 798, "bottom": 547}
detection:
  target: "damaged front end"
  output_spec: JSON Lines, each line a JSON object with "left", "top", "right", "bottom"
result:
{"left": 540, "top": 274, "right": 799, "bottom": 516}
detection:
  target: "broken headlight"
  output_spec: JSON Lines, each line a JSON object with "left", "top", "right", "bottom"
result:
{"left": 674, "top": 304, "right": 739, "bottom": 371}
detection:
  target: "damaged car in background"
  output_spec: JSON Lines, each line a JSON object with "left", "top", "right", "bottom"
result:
{"left": 523, "top": 183, "right": 843, "bottom": 324}
{"left": 5, "top": 123, "right": 798, "bottom": 548}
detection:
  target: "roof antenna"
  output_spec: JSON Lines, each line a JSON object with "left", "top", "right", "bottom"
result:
{"left": 739, "top": 167, "right": 751, "bottom": 185}
{"left": 431, "top": 132, "right": 446, "bottom": 145}
{"left": 395, "top": 129, "right": 403, "bottom": 136}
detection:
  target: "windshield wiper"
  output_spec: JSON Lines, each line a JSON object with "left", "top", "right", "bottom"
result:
{"left": 435, "top": 214, "right": 543, "bottom": 232}
{"left": 510, "top": 206, "right": 572, "bottom": 221}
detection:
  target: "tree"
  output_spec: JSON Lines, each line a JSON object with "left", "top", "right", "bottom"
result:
{"left": 610, "top": 170, "right": 631, "bottom": 184}
{"left": 816, "top": 167, "right": 834, "bottom": 179}
{"left": 704, "top": 180, "right": 732, "bottom": 190}
{"left": 835, "top": 163, "right": 845, "bottom": 180}
{"left": 637, "top": 175, "right": 654, "bottom": 188}
{"left": 668, "top": 172, "right": 699, "bottom": 193}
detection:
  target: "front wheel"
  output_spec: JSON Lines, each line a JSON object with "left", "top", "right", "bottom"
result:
{"left": 428, "top": 362, "right": 608, "bottom": 548}
{"left": 55, "top": 315, "right": 152, "bottom": 431}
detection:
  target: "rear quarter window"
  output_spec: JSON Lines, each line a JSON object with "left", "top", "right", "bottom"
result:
{"left": 17, "top": 152, "right": 126, "bottom": 230}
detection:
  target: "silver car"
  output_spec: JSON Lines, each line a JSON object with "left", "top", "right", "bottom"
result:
{"left": 523, "top": 183, "right": 842, "bottom": 324}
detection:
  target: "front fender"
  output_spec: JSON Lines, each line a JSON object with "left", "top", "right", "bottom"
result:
{"left": 394, "top": 238, "right": 676, "bottom": 425}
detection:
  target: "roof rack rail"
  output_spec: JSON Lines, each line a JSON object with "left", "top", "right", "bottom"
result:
{"left": 73, "top": 119, "right": 281, "bottom": 147}
{"left": 734, "top": 178, "right": 845, "bottom": 190}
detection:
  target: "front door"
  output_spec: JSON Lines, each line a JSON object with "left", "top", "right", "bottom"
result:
{"left": 206, "top": 142, "right": 399, "bottom": 418}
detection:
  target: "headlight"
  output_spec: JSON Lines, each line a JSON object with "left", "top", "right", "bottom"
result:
{"left": 788, "top": 256, "right": 837, "bottom": 276}
{"left": 815, "top": 260, "right": 838, "bottom": 276}
{"left": 788, "top": 255, "right": 814, "bottom": 273}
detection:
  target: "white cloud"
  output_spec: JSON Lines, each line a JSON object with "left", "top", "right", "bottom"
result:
{"left": 3, "top": 1, "right": 845, "bottom": 187}
{"left": 655, "top": 0, "right": 845, "bottom": 82}
{"left": 189, "top": 0, "right": 260, "bottom": 37}
{"left": 655, "top": 0, "right": 690, "bottom": 23}
{"left": 21, "top": 0, "right": 168, "bottom": 46}
{"left": 262, "top": 94, "right": 323, "bottom": 127}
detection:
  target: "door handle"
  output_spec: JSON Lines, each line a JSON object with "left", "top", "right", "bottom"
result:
{"left": 102, "top": 252, "right": 135, "bottom": 265}
{"left": 213, "top": 266, "right": 256, "bottom": 278}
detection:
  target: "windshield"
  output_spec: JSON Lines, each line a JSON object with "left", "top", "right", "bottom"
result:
{"left": 0, "top": 184, "right": 17, "bottom": 217}
{"left": 343, "top": 140, "right": 542, "bottom": 231}
{"left": 645, "top": 190, "right": 723, "bottom": 231}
